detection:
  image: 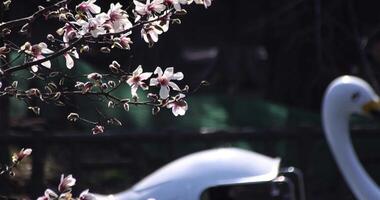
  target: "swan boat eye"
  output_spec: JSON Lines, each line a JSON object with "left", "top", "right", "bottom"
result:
{"left": 351, "top": 91, "right": 361, "bottom": 102}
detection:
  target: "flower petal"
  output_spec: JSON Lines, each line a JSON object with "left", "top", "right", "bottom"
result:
{"left": 133, "top": 65, "right": 143, "bottom": 76}
{"left": 64, "top": 54, "right": 74, "bottom": 69}
{"left": 172, "top": 72, "right": 184, "bottom": 80}
{"left": 154, "top": 66, "right": 163, "bottom": 76}
{"left": 41, "top": 60, "right": 51, "bottom": 69}
{"left": 131, "top": 84, "right": 139, "bottom": 97}
{"left": 31, "top": 65, "right": 39, "bottom": 72}
{"left": 159, "top": 86, "right": 170, "bottom": 99}
{"left": 139, "top": 72, "right": 152, "bottom": 80}
{"left": 163, "top": 67, "right": 174, "bottom": 78}
{"left": 149, "top": 78, "right": 158, "bottom": 86}
{"left": 168, "top": 81, "right": 181, "bottom": 91}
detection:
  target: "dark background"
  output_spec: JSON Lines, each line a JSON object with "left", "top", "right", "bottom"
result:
{"left": 2, "top": 0, "right": 380, "bottom": 199}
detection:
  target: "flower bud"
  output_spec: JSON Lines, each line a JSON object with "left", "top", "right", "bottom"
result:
{"left": 81, "top": 45, "right": 90, "bottom": 53}
{"left": 109, "top": 64, "right": 119, "bottom": 74}
{"left": 152, "top": 106, "right": 160, "bottom": 115}
{"left": 92, "top": 125, "right": 105, "bottom": 135}
{"left": 101, "top": 83, "right": 108, "bottom": 90}
{"left": 108, "top": 101, "right": 115, "bottom": 108}
{"left": 100, "top": 47, "right": 111, "bottom": 53}
{"left": 87, "top": 73, "right": 102, "bottom": 81}
{"left": 112, "top": 61, "right": 120, "bottom": 68}
{"left": 47, "top": 34, "right": 55, "bottom": 41}
{"left": 108, "top": 80, "right": 116, "bottom": 88}
{"left": 67, "top": 113, "right": 79, "bottom": 122}
{"left": 123, "top": 102, "right": 130, "bottom": 111}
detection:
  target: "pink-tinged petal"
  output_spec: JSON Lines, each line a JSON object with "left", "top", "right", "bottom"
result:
{"left": 45, "top": 189, "right": 58, "bottom": 199}
{"left": 89, "top": 4, "right": 101, "bottom": 14}
{"left": 163, "top": 67, "right": 174, "bottom": 78}
{"left": 173, "top": 3, "right": 181, "bottom": 11}
{"left": 64, "top": 54, "right": 74, "bottom": 69}
{"left": 139, "top": 72, "right": 152, "bottom": 80}
{"left": 167, "top": 103, "right": 174, "bottom": 108}
{"left": 159, "top": 86, "right": 170, "bottom": 99}
{"left": 154, "top": 67, "right": 163, "bottom": 76}
{"left": 149, "top": 78, "right": 158, "bottom": 86}
{"left": 131, "top": 84, "right": 139, "bottom": 97}
{"left": 176, "top": 106, "right": 186, "bottom": 116}
{"left": 133, "top": 65, "right": 143, "bottom": 76}
{"left": 58, "top": 174, "right": 76, "bottom": 192}
{"left": 172, "top": 106, "right": 179, "bottom": 116}
{"left": 172, "top": 72, "right": 184, "bottom": 80}
{"left": 154, "top": 4, "right": 166, "bottom": 13}
{"left": 31, "top": 65, "right": 39, "bottom": 72}
{"left": 168, "top": 81, "right": 181, "bottom": 91}
{"left": 126, "top": 76, "right": 134, "bottom": 86}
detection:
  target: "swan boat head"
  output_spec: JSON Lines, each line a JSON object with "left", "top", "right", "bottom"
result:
{"left": 322, "top": 75, "right": 380, "bottom": 200}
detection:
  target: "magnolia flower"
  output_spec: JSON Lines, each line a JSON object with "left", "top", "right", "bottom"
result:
{"left": 21, "top": 42, "right": 54, "bottom": 72}
{"left": 167, "top": 93, "right": 188, "bottom": 116}
{"left": 78, "top": 14, "right": 107, "bottom": 38}
{"left": 141, "top": 25, "right": 160, "bottom": 45}
{"left": 12, "top": 148, "right": 32, "bottom": 163}
{"left": 92, "top": 125, "right": 105, "bottom": 134}
{"left": 56, "top": 23, "right": 78, "bottom": 43}
{"left": 134, "top": 0, "right": 166, "bottom": 16}
{"left": 127, "top": 65, "right": 152, "bottom": 98}
{"left": 103, "top": 3, "right": 132, "bottom": 33}
{"left": 119, "top": 34, "right": 133, "bottom": 49}
{"left": 64, "top": 49, "right": 79, "bottom": 69}
{"left": 76, "top": 0, "right": 101, "bottom": 17}
{"left": 37, "top": 189, "right": 58, "bottom": 200}
{"left": 79, "top": 189, "right": 97, "bottom": 200}
{"left": 150, "top": 67, "right": 183, "bottom": 99}
{"left": 58, "top": 174, "right": 76, "bottom": 192}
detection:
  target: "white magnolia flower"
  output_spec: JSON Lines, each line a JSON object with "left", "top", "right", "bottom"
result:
{"left": 140, "top": 12, "right": 171, "bottom": 44}
{"left": 79, "top": 189, "right": 97, "bottom": 200}
{"left": 141, "top": 25, "right": 160, "bottom": 44}
{"left": 21, "top": 42, "right": 54, "bottom": 72}
{"left": 58, "top": 174, "right": 76, "bottom": 192}
{"left": 104, "top": 3, "right": 132, "bottom": 33}
{"left": 134, "top": 0, "right": 166, "bottom": 16}
{"left": 150, "top": 67, "right": 183, "bottom": 99}
{"left": 76, "top": 0, "right": 101, "bottom": 17}
{"left": 56, "top": 23, "right": 78, "bottom": 43}
{"left": 119, "top": 33, "right": 133, "bottom": 49}
{"left": 167, "top": 93, "right": 188, "bottom": 116}
{"left": 78, "top": 14, "right": 107, "bottom": 38}
{"left": 12, "top": 148, "right": 32, "bottom": 163}
{"left": 127, "top": 65, "right": 152, "bottom": 98}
